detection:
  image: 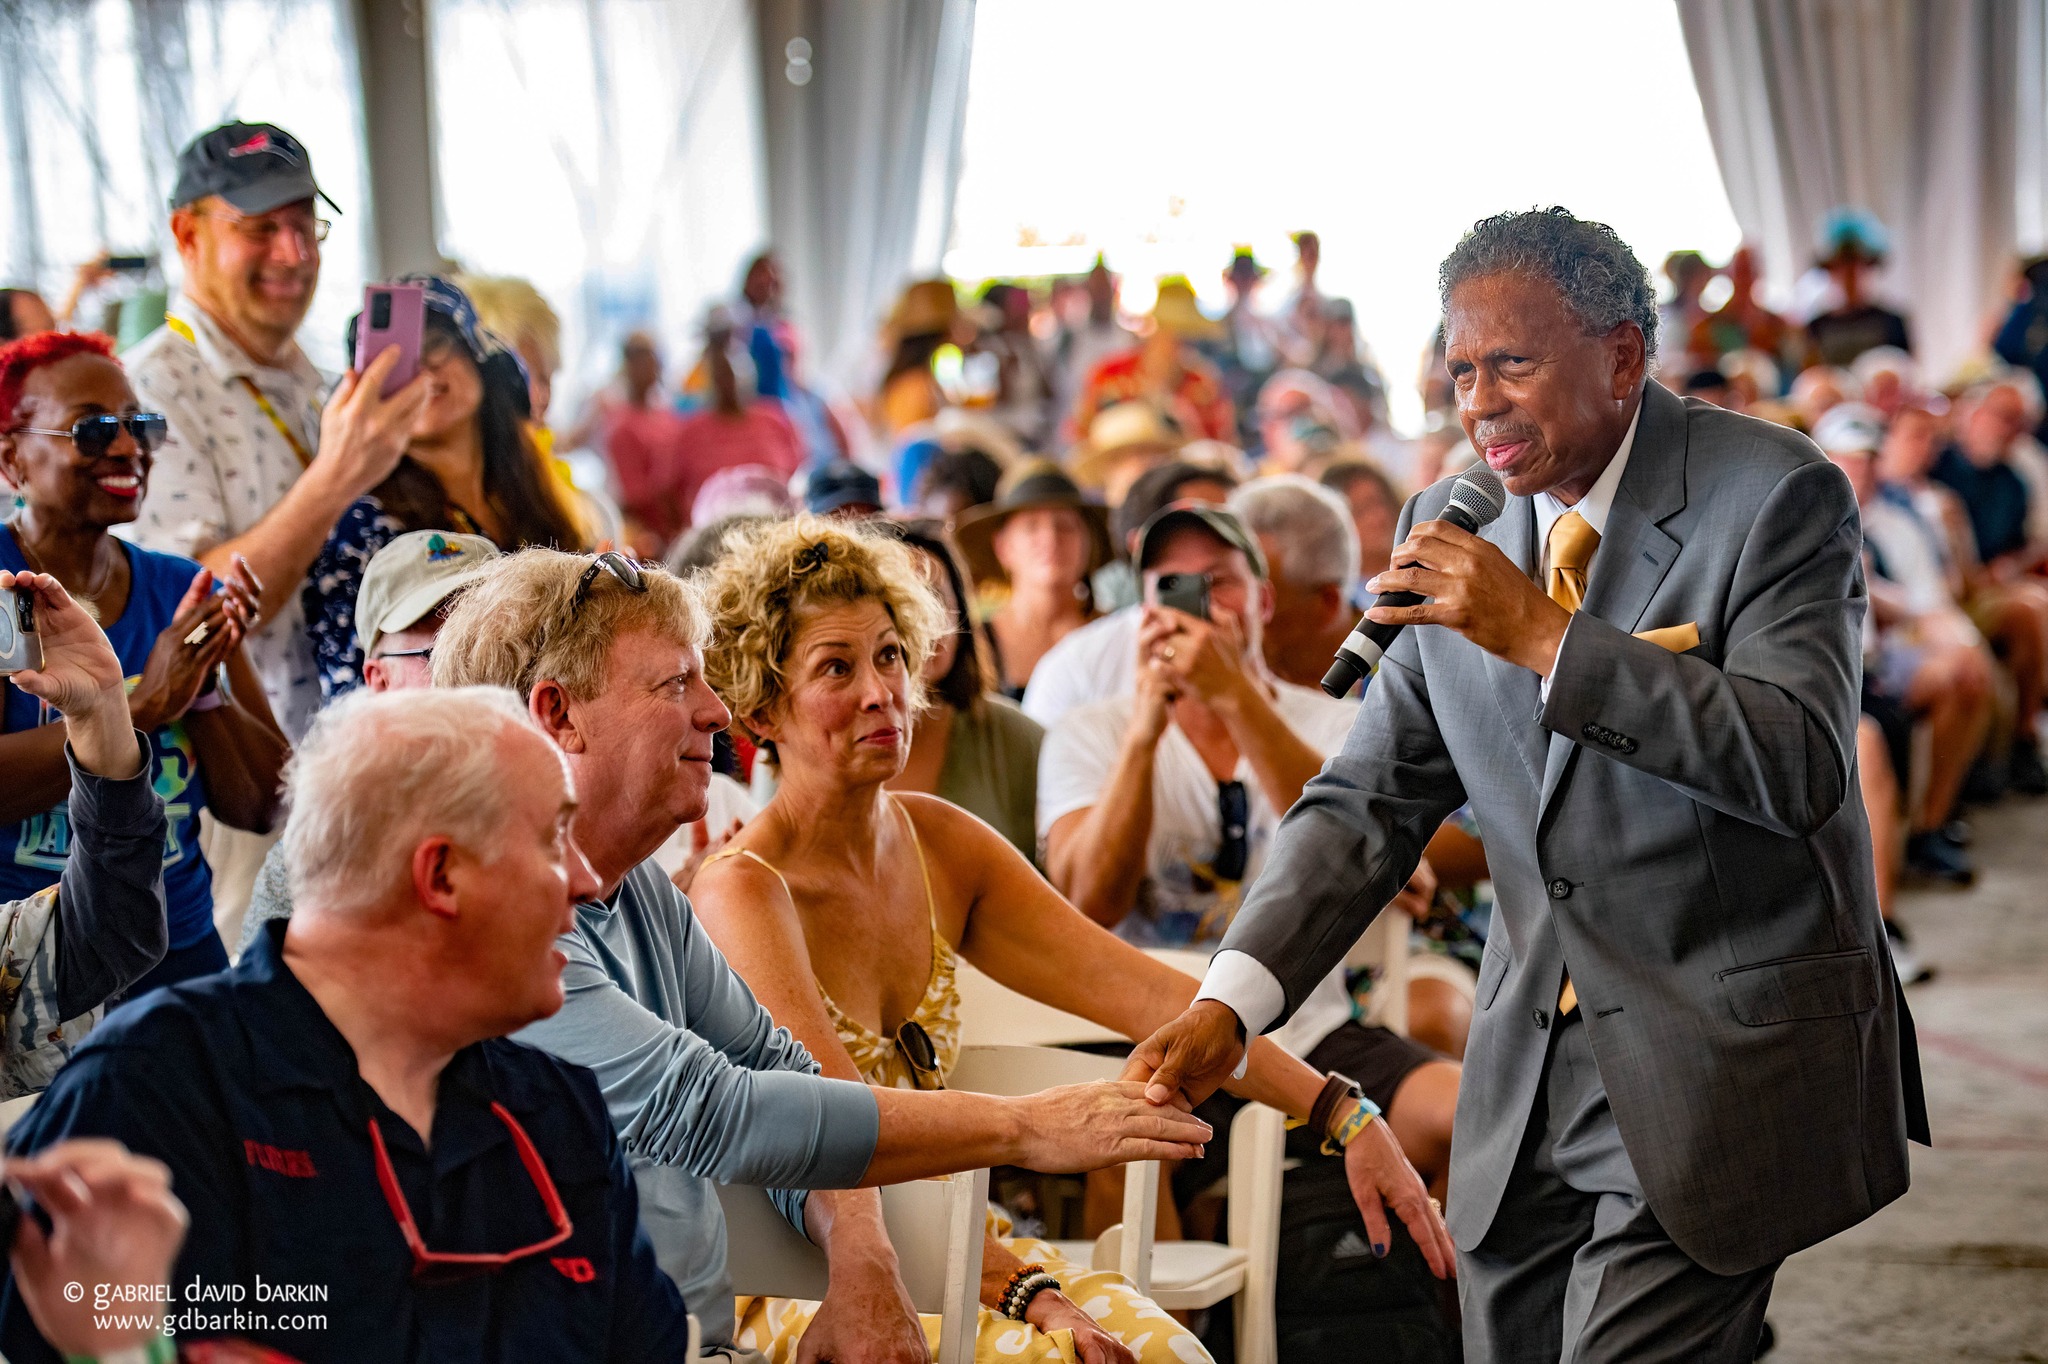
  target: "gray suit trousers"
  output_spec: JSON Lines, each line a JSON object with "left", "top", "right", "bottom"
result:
{"left": 1460, "top": 1013, "right": 1779, "bottom": 1364}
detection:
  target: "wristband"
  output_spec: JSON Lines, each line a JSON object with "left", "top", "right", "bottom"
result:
{"left": 1307, "top": 1071, "right": 1356, "bottom": 1144}
{"left": 188, "top": 665, "right": 226, "bottom": 711}
{"left": 1322, "top": 1095, "right": 1382, "bottom": 1156}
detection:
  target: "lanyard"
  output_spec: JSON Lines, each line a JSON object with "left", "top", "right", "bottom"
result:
{"left": 166, "top": 314, "right": 317, "bottom": 469}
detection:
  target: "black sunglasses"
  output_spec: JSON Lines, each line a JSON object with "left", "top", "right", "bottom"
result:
{"left": 570, "top": 551, "right": 647, "bottom": 616}
{"left": 896, "top": 1020, "right": 943, "bottom": 1091}
{"left": 1214, "top": 780, "right": 1250, "bottom": 883}
{"left": 11, "top": 413, "right": 168, "bottom": 460}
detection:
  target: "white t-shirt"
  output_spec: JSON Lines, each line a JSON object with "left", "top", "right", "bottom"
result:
{"left": 1019, "top": 607, "right": 1139, "bottom": 729}
{"left": 1863, "top": 496, "right": 1954, "bottom": 617}
{"left": 1037, "top": 679, "right": 1360, "bottom": 1057}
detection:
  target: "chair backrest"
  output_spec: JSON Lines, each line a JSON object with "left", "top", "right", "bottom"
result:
{"left": 955, "top": 962, "right": 1126, "bottom": 1047}
{"left": 946, "top": 1043, "right": 1124, "bottom": 1093}
{"left": 715, "top": 1170, "right": 988, "bottom": 1310}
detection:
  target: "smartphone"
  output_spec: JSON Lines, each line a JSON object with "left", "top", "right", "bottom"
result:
{"left": 105, "top": 255, "right": 152, "bottom": 272}
{"left": 1154, "top": 572, "right": 1211, "bottom": 621}
{"left": 0, "top": 588, "right": 41, "bottom": 677}
{"left": 354, "top": 283, "right": 425, "bottom": 397}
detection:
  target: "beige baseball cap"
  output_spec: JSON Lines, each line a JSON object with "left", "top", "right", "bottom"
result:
{"left": 355, "top": 530, "right": 501, "bottom": 659}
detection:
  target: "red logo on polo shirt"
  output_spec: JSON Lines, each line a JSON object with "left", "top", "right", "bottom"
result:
{"left": 550, "top": 1257, "right": 597, "bottom": 1284}
{"left": 244, "top": 1139, "right": 318, "bottom": 1178}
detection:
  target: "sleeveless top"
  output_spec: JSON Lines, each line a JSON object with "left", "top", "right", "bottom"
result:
{"left": 703, "top": 796, "right": 962, "bottom": 1089}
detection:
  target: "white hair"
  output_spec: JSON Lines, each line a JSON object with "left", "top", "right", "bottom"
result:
{"left": 282, "top": 686, "right": 547, "bottom": 915}
{"left": 1229, "top": 474, "right": 1361, "bottom": 598}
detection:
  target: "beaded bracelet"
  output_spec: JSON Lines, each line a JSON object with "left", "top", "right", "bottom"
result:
{"left": 1003, "top": 1270, "right": 1063, "bottom": 1321}
{"left": 998, "top": 1262, "right": 1045, "bottom": 1316}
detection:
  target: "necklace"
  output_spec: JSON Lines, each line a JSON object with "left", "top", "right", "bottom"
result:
{"left": 7, "top": 517, "right": 118, "bottom": 612}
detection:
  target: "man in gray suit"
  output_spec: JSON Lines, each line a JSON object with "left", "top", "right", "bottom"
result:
{"left": 1125, "top": 208, "right": 1928, "bottom": 1362}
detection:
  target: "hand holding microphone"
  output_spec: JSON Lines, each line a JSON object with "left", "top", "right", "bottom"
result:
{"left": 1323, "top": 467, "right": 1510, "bottom": 696}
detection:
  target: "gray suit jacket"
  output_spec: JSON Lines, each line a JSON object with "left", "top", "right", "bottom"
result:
{"left": 1224, "top": 381, "right": 1920, "bottom": 1275}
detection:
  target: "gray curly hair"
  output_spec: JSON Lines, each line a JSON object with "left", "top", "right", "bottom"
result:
{"left": 1439, "top": 207, "right": 1658, "bottom": 361}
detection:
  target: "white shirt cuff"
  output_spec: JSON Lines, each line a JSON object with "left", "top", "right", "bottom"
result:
{"left": 1539, "top": 611, "right": 1582, "bottom": 702}
{"left": 1195, "top": 950, "right": 1287, "bottom": 1079}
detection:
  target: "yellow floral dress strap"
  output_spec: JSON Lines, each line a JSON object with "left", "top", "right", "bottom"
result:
{"left": 697, "top": 844, "right": 791, "bottom": 897}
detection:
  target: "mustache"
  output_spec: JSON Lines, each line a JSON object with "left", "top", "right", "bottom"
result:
{"left": 1474, "top": 425, "right": 1540, "bottom": 447}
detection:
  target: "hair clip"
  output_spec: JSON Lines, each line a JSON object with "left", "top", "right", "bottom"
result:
{"left": 794, "top": 541, "right": 830, "bottom": 575}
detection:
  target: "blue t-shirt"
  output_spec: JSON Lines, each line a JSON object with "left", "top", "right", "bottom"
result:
{"left": 0, "top": 528, "right": 214, "bottom": 947}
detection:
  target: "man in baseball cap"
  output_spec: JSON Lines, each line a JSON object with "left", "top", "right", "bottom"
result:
{"left": 168, "top": 122, "right": 340, "bottom": 217}
{"left": 353, "top": 530, "right": 502, "bottom": 693}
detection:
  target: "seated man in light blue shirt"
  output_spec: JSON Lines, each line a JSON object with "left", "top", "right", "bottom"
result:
{"left": 426, "top": 549, "right": 1213, "bottom": 1359}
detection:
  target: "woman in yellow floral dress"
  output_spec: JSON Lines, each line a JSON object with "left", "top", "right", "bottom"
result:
{"left": 690, "top": 516, "right": 1452, "bottom": 1364}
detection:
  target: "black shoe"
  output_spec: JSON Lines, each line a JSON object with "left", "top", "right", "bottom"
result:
{"left": 2011, "top": 739, "right": 2048, "bottom": 796}
{"left": 1885, "top": 918, "right": 1936, "bottom": 984}
{"left": 1906, "top": 830, "right": 1976, "bottom": 885}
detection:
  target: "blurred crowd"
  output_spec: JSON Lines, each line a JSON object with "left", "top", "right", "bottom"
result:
{"left": 0, "top": 113, "right": 2043, "bottom": 1364}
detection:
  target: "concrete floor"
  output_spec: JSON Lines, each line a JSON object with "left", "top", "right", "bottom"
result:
{"left": 1766, "top": 798, "right": 2048, "bottom": 1363}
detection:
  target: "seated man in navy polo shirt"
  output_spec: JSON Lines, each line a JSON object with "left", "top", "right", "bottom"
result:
{"left": 1, "top": 687, "right": 693, "bottom": 1364}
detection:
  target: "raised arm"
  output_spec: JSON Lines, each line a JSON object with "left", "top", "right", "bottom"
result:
{"left": 0, "top": 571, "right": 167, "bottom": 1017}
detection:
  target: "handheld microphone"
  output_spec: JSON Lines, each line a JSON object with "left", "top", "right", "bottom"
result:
{"left": 1321, "top": 466, "right": 1510, "bottom": 697}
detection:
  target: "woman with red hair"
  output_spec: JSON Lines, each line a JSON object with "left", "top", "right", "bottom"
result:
{"left": 0, "top": 331, "right": 287, "bottom": 996}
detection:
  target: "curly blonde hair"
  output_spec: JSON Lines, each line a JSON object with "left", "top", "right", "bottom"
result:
{"left": 701, "top": 515, "right": 946, "bottom": 737}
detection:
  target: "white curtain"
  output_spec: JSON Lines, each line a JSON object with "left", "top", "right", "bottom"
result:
{"left": 1677, "top": 0, "right": 2033, "bottom": 384}
{"left": 754, "top": 0, "right": 977, "bottom": 390}
{"left": 429, "top": 0, "right": 767, "bottom": 410}
{"left": 0, "top": 0, "right": 371, "bottom": 368}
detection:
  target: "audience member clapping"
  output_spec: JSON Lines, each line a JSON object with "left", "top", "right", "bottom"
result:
{"left": 1, "top": 686, "right": 699, "bottom": 1363}
{"left": 955, "top": 460, "right": 1112, "bottom": 697}
{"left": 0, "top": 570, "right": 168, "bottom": 1091}
{"left": 1, "top": 331, "right": 286, "bottom": 997}
{"left": 688, "top": 516, "right": 1450, "bottom": 1362}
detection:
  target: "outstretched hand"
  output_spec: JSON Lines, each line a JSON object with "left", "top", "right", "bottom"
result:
{"left": 1119, "top": 999, "right": 1246, "bottom": 1109}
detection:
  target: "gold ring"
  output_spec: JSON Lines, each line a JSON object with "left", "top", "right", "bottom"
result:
{"left": 1162, "top": 646, "right": 1177, "bottom": 661}
{"left": 184, "top": 622, "right": 210, "bottom": 647}
{"left": 1429, "top": 1197, "right": 1442, "bottom": 1216}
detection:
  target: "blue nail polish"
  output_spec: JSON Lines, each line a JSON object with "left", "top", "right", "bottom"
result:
{"left": 1373, "top": 1242, "right": 1387, "bottom": 1258}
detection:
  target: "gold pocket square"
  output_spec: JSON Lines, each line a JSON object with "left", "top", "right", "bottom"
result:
{"left": 1634, "top": 621, "right": 1701, "bottom": 653}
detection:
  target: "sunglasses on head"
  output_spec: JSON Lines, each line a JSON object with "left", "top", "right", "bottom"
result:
{"left": 10, "top": 413, "right": 168, "bottom": 459}
{"left": 569, "top": 551, "right": 647, "bottom": 617}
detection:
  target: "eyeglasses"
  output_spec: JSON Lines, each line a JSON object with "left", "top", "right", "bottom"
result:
{"left": 896, "top": 1020, "right": 944, "bottom": 1091}
{"left": 195, "top": 209, "right": 331, "bottom": 246}
{"left": 10, "top": 413, "right": 168, "bottom": 459}
{"left": 368, "top": 1103, "right": 573, "bottom": 1283}
{"left": 373, "top": 646, "right": 433, "bottom": 662}
{"left": 570, "top": 551, "right": 647, "bottom": 617}
{"left": 1213, "top": 780, "right": 1249, "bottom": 882}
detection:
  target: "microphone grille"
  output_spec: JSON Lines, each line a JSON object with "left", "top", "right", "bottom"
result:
{"left": 1446, "top": 466, "right": 1509, "bottom": 528}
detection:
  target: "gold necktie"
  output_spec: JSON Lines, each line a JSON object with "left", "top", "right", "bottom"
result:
{"left": 1546, "top": 509, "right": 1600, "bottom": 1017}
{"left": 1546, "top": 510, "right": 1601, "bottom": 611}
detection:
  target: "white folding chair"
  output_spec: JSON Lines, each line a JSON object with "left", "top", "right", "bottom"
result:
{"left": 714, "top": 1171, "right": 988, "bottom": 1364}
{"left": 0, "top": 1093, "right": 36, "bottom": 1144}
{"left": 946, "top": 1038, "right": 1284, "bottom": 1364}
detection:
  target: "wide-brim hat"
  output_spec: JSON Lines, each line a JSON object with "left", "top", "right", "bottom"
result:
{"left": 889, "top": 279, "right": 960, "bottom": 340}
{"left": 954, "top": 459, "right": 1114, "bottom": 585}
{"left": 1068, "top": 400, "right": 1188, "bottom": 489}
{"left": 1149, "top": 278, "right": 1223, "bottom": 342}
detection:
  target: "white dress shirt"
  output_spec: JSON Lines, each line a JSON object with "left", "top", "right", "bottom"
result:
{"left": 1197, "top": 397, "right": 1644, "bottom": 1053}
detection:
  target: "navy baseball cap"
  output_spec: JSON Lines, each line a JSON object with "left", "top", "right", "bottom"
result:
{"left": 170, "top": 122, "right": 339, "bottom": 215}
{"left": 805, "top": 461, "right": 884, "bottom": 516}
